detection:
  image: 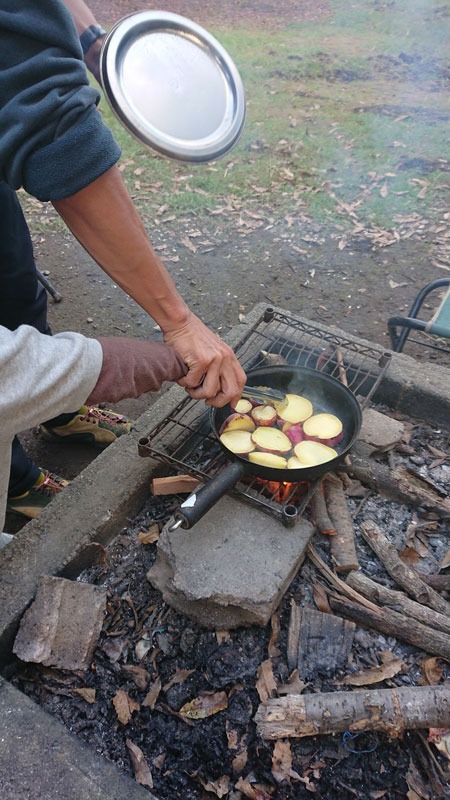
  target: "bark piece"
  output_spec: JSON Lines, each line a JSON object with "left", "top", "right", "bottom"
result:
{"left": 295, "top": 606, "right": 355, "bottom": 679}
{"left": 360, "top": 519, "right": 450, "bottom": 617}
{"left": 346, "top": 570, "right": 450, "bottom": 636}
{"left": 255, "top": 685, "right": 450, "bottom": 740}
{"left": 329, "top": 595, "right": 450, "bottom": 660}
{"left": 151, "top": 475, "right": 202, "bottom": 495}
{"left": 324, "top": 474, "right": 359, "bottom": 572}
{"left": 13, "top": 575, "right": 106, "bottom": 671}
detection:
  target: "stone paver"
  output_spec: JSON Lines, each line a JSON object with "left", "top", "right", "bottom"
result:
{"left": 13, "top": 575, "right": 107, "bottom": 671}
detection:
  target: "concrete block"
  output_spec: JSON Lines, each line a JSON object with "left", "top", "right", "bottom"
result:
{"left": 147, "top": 496, "right": 314, "bottom": 629}
{"left": 13, "top": 575, "right": 106, "bottom": 671}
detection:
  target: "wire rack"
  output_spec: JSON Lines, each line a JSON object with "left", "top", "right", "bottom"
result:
{"left": 139, "top": 308, "right": 392, "bottom": 525}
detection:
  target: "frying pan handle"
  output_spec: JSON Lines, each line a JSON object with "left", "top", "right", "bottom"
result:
{"left": 170, "top": 462, "right": 245, "bottom": 530}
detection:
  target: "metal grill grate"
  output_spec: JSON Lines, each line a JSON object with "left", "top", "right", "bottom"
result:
{"left": 139, "top": 308, "right": 392, "bottom": 523}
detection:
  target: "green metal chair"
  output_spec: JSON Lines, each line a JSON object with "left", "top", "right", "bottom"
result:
{"left": 388, "top": 278, "right": 450, "bottom": 354}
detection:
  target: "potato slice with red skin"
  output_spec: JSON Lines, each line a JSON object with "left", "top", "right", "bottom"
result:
{"left": 251, "top": 404, "right": 278, "bottom": 427}
{"left": 294, "top": 440, "right": 337, "bottom": 466}
{"left": 276, "top": 394, "right": 313, "bottom": 425}
{"left": 251, "top": 426, "right": 292, "bottom": 454}
{"left": 284, "top": 423, "right": 304, "bottom": 446}
{"left": 219, "top": 413, "right": 256, "bottom": 436}
{"left": 249, "top": 451, "right": 287, "bottom": 469}
{"left": 287, "top": 456, "right": 303, "bottom": 469}
{"left": 302, "top": 413, "right": 343, "bottom": 447}
{"left": 220, "top": 430, "right": 256, "bottom": 455}
{"left": 234, "top": 398, "right": 253, "bottom": 415}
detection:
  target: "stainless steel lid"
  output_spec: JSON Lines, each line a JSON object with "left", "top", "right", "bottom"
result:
{"left": 99, "top": 11, "right": 246, "bottom": 163}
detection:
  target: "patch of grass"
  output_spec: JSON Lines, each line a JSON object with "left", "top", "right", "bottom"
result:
{"left": 96, "top": 0, "right": 449, "bottom": 230}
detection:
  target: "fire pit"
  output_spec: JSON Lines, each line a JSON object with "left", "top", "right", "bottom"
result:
{"left": 1, "top": 305, "right": 450, "bottom": 800}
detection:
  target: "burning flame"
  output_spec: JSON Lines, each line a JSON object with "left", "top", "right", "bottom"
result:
{"left": 266, "top": 481, "right": 295, "bottom": 503}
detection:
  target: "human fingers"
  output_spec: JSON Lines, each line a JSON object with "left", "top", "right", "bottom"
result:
{"left": 186, "top": 357, "right": 246, "bottom": 408}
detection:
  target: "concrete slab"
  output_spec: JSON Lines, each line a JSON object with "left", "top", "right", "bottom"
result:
{"left": 0, "top": 677, "right": 156, "bottom": 800}
{"left": 147, "top": 496, "right": 315, "bottom": 629}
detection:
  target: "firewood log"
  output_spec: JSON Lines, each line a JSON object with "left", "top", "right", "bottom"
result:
{"left": 255, "top": 685, "right": 450, "bottom": 740}
{"left": 359, "top": 519, "right": 450, "bottom": 617}
{"left": 324, "top": 474, "right": 359, "bottom": 572}
{"left": 329, "top": 595, "right": 450, "bottom": 660}
{"left": 346, "top": 571, "right": 450, "bottom": 636}
{"left": 341, "top": 444, "right": 450, "bottom": 518}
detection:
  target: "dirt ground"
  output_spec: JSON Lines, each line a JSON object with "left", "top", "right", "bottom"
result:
{"left": 8, "top": 0, "right": 449, "bottom": 533}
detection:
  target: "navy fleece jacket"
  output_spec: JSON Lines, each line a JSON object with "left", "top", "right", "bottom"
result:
{"left": 0, "top": 0, "right": 120, "bottom": 200}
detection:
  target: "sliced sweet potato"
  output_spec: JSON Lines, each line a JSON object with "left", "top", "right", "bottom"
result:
{"left": 302, "top": 413, "right": 343, "bottom": 447}
{"left": 249, "top": 451, "right": 288, "bottom": 469}
{"left": 276, "top": 394, "right": 313, "bottom": 425}
{"left": 219, "top": 413, "right": 256, "bottom": 436}
{"left": 220, "top": 430, "right": 256, "bottom": 455}
{"left": 294, "top": 440, "right": 338, "bottom": 467}
{"left": 251, "top": 426, "right": 292, "bottom": 454}
{"left": 251, "top": 404, "right": 278, "bottom": 427}
{"left": 234, "top": 398, "right": 253, "bottom": 415}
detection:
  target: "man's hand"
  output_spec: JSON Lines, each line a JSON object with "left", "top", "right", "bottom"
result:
{"left": 163, "top": 312, "right": 246, "bottom": 408}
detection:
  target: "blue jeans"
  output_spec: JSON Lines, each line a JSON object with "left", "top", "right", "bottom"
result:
{"left": 0, "top": 182, "right": 76, "bottom": 495}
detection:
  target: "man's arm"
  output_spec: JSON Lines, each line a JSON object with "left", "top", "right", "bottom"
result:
{"left": 53, "top": 166, "right": 246, "bottom": 407}
{"left": 62, "top": 0, "right": 105, "bottom": 81}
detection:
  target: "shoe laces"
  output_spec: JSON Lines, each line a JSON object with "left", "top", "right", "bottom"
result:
{"left": 35, "top": 470, "right": 67, "bottom": 497}
{"left": 80, "top": 405, "right": 128, "bottom": 428}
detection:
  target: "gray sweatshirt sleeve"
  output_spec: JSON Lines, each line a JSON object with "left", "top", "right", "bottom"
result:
{"left": 0, "top": 0, "right": 121, "bottom": 200}
{"left": 0, "top": 325, "right": 103, "bottom": 532}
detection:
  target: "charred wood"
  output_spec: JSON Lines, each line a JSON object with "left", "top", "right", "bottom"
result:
{"left": 346, "top": 570, "right": 450, "bottom": 636}
{"left": 329, "top": 595, "right": 450, "bottom": 660}
{"left": 295, "top": 606, "right": 355, "bottom": 679}
{"left": 342, "top": 445, "right": 450, "bottom": 518}
{"left": 359, "top": 519, "right": 450, "bottom": 617}
{"left": 255, "top": 685, "right": 450, "bottom": 740}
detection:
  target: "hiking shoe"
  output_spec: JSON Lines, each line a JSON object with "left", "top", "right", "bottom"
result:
{"left": 7, "top": 469, "right": 69, "bottom": 519}
{"left": 40, "top": 405, "right": 133, "bottom": 448}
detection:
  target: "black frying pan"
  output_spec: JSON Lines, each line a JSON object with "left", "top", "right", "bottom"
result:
{"left": 171, "top": 365, "right": 362, "bottom": 529}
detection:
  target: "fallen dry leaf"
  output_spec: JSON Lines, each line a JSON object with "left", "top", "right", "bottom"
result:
{"left": 180, "top": 235, "right": 198, "bottom": 253}
{"left": 277, "top": 669, "right": 307, "bottom": 696}
{"left": 179, "top": 690, "right": 228, "bottom": 720}
{"left": 126, "top": 738, "right": 154, "bottom": 788}
{"left": 142, "top": 676, "right": 161, "bottom": 709}
{"left": 256, "top": 659, "right": 277, "bottom": 703}
{"left": 216, "top": 630, "right": 231, "bottom": 645}
{"left": 121, "top": 664, "right": 150, "bottom": 690}
{"left": 163, "top": 667, "right": 195, "bottom": 692}
{"left": 72, "top": 687, "right": 96, "bottom": 704}
{"left": 235, "top": 774, "right": 274, "bottom": 799}
{"left": 399, "top": 546, "right": 421, "bottom": 565}
{"left": 196, "top": 774, "right": 230, "bottom": 798}
{"left": 226, "top": 722, "right": 248, "bottom": 774}
{"left": 272, "top": 739, "right": 293, "bottom": 784}
{"left": 137, "top": 524, "right": 160, "bottom": 544}
{"left": 113, "top": 689, "right": 140, "bottom": 724}
{"left": 421, "top": 656, "right": 447, "bottom": 685}
{"left": 335, "top": 656, "right": 405, "bottom": 686}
